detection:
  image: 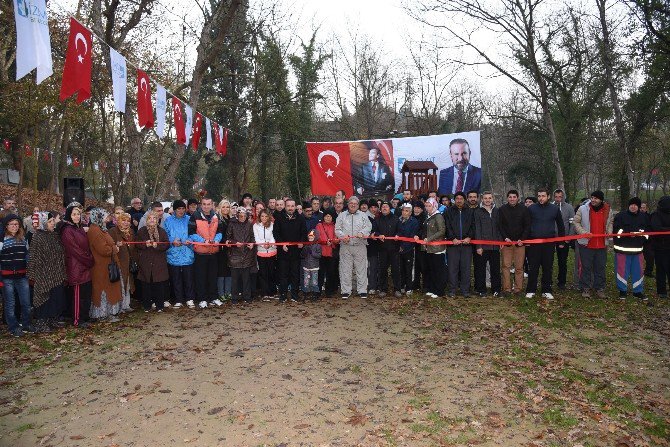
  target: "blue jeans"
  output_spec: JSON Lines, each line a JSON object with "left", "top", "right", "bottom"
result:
{"left": 3, "top": 276, "right": 31, "bottom": 332}
{"left": 303, "top": 269, "right": 319, "bottom": 293}
{"left": 217, "top": 276, "right": 232, "bottom": 297}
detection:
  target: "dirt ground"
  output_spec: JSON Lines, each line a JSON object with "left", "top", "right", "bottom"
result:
{"left": 0, "top": 289, "right": 669, "bottom": 447}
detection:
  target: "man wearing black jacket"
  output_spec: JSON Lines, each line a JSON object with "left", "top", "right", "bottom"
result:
{"left": 273, "top": 199, "right": 307, "bottom": 302}
{"left": 444, "top": 192, "right": 476, "bottom": 297}
{"left": 499, "top": 190, "right": 531, "bottom": 295}
{"left": 526, "top": 188, "right": 565, "bottom": 300}
{"left": 373, "top": 202, "right": 401, "bottom": 297}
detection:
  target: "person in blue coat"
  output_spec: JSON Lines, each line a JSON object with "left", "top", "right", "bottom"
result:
{"left": 163, "top": 200, "right": 195, "bottom": 309}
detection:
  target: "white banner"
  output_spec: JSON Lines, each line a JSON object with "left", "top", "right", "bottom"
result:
{"left": 155, "top": 85, "right": 167, "bottom": 139}
{"left": 14, "top": 0, "right": 53, "bottom": 84}
{"left": 184, "top": 105, "right": 193, "bottom": 146}
{"left": 109, "top": 47, "right": 126, "bottom": 113}
{"left": 205, "top": 117, "right": 212, "bottom": 150}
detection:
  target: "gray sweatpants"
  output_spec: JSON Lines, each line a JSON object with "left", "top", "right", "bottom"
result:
{"left": 340, "top": 244, "right": 368, "bottom": 294}
{"left": 579, "top": 246, "right": 606, "bottom": 291}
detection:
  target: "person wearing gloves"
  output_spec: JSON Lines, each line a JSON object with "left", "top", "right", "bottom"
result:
{"left": 613, "top": 197, "right": 650, "bottom": 302}
{"left": 254, "top": 209, "right": 277, "bottom": 300}
{"left": 163, "top": 200, "right": 196, "bottom": 309}
{"left": 301, "top": 229, "right": 322, "bottom": 301}
{"left": 335, "top": 196, "right": 372, "bottom": 299}
{"left": 573, "top": 190, "right": 614, "bottom": 298}
{"left": 28, "top": 212, "right": 67, "bottom": 332}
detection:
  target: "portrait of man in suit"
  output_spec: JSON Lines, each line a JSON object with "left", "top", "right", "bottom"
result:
{"left": 355, "top": 145, "right": 393, "bottom": 196}
{"left": 437, "top": 138, "right": 482, "bottom": 195}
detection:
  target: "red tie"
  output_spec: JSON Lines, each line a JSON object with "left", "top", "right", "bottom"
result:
{"left": 456, "top": 170, "right": 464, "bottom": 192}
{"left": 372, "top": 163, "right": 377, "bottom": 175}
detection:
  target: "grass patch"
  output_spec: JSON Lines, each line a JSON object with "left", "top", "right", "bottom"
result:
{"left": 408, "top": 394, "right": 432, "bottom": 409}
{"left": 542, "top": 406, "right": 579, "bottom": 428}
{"left": 642, "top": 410, "right": 670, "bottom": 438}
{"left": 15, "top": 423, "right": 34, "bottom": 432}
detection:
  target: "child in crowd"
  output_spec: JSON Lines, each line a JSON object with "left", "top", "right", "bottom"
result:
{"left": 301, "top": 229, "right": 322, "bottom": 301}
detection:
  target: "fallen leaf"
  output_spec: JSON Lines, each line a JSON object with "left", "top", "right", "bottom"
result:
{"left": 69, "top": 435, "right": 85, "bottom": 440}
{"left": 154, "top": 409, "right": 167, "bottom": 416}
{"left": 207, "top": 407, "right": 224, "bottom": 415}
{"left": 294, "top": 423, "right": 311, "bottom": 429}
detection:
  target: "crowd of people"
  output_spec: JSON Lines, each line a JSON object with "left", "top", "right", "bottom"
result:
{"left": 1, "top": 187, "right": 669, "bottom": 337}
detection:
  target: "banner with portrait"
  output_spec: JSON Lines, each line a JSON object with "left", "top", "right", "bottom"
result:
{"left": 306, "top": 131, "right": 482, "bottom": 198}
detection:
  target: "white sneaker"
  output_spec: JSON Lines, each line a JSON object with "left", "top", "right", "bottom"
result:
{"left": 163, "top": 301, "right": 171, "bottom": 308}
{"left": 368, "top": 289, "right": 377, "bottom": 295}
{"left": 542, "top": 293, "right": 554, "bottom": 300}
{"left": 406, "top": 290, "right": 413, "bottom": 296}
{"left": 198, "top": 301, "right": 208, "bottom": 309}
{"left": 151, "top": 303, "right": 156, "bottom": 310}
{"left": 173, "top": 302, "right": 183, "bottom": 308}
{"left": 525, "top": 293, "right": 535, "bottom": 298}
{"left": 186, "top": 300, "right": 195, "bottom": 309}
{"left": 211, "top": 299, "right": 223, "bottom": 307}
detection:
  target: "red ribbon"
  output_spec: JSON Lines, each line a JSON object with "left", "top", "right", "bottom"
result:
{"left": 121, "top": 231, "right": 670, "bottom": 248}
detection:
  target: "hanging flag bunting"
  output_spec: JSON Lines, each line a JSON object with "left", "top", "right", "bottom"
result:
{"left": 43, "top": 150, "right": 50, "bottom": 161}
{"left": 109, "top": 47, "right": 127, "bottom": 113}
{"left": 184, "top": 105, "right": 193, "bottom": 146}
{"left": 136, "top": 69, "right": 154, "bottom": 128}
{"left": 73, "top": 157, "right": 80, "bottom": 168}
{"left": 3, "top": 139, "right": 10, "bottom": 152}
{"left": 214, "top": 125, "right": 228, "bottom": 156}
{"left": 14, "top": 0, "right": 53, "bottom": 84}
{"left": 99, "top": 160, "right": 106, "bottom": 170}
{"left": 59, "top": 18, "right": 92, "bottom": 103}
{"left": 172, "top": 97, "right": 186, "bottom": 145}
{"left": 205, "top": 118, "right": 213, "bottom": 150}
{"left": 67, "top": 155, "right": 72, "bottom": 166}
{"left": 191, "top": 113, "right": 203, "bottom": 151}
{"left": 155, "top": 85, "right": 166, "bottom": 139}
{"left": 125, "top": 163, "right": 130, "bottom": 173}
{"left": 94, "top": 161, "right": 99, "bottom": 170}
{"left": 24, "top": 144, "right": 32, "bottom": 157}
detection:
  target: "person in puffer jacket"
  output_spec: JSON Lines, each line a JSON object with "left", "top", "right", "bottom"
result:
{"left": 650, "top": 196, "right": 670, "bottom": 299}
{"left": 188, "top": 198, "right": 224, "bottom": 308}
{"left": 613, "top": 197, "right": 649, "bottom": 301}
{"left": 163, "top": 200, "right": 195, "bottom": 309}
{"left": 226, "top": 207, "right": 255, "bottom": 304}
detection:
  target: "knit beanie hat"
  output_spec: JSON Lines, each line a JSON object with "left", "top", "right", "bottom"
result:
{"left": 628, "top": 197, "right": 642, "bottom": 208}
{"left": 590, "top": 190, "right": 605, "bottom": 201}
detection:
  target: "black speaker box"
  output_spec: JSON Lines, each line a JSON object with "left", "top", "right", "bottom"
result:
{"left": 63, "top": 177, "right": 85, "bottom": 208}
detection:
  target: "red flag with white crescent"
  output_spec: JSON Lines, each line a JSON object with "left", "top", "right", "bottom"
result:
{"left": 172, "top": 97, "right": 186, "bottom": 145}
{"left": 73, "top": 157, "right": 81, "bottom": 168}
{"left": 213, "top": 123, "right": 227, "bottom": 156}
{"left": 24, "top": 144, "right": 32, "bottom": 157}
{"left": 3, "top": 139, "right": 10, "bottom": 152}
{"left": 306, "top": 142, "right": 353, "bottom": 196}
{"left": 191, "top": 113, "right": 203, "bottom": 151}
{"left": 60, "top": 18, "right": 92, "bottom": 103}
{"left": 137, "top": 69, "right": 154, "bottom": 128}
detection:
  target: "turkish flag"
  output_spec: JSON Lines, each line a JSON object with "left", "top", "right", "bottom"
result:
{"left": 73, "top": 157, "right": 81, "bottom": 168}
{"left": 137, "top": 70, "right": 154, "bottom": 128}
{"left": 24, "top": 144, "right": 32, "bottom": 157}
{"left": 43, "top": 150, "right": 50, "bottom": 161}
{"left": 172, "top": 97, "right": 186, "bottom": 145}
{"left": 213, "top": 123, "right": 227, "bottom": 156}
{"left": 306, "top": 142, "right": 353, "bottom": 197}
{"left": 60, "top": 18, "right": 92, "bottom": 103}
{"left": 191, "top": 113, "right": 203, "bottom": 151}
{"left": 3, "top": 139, "right": 10, "bottom": 152}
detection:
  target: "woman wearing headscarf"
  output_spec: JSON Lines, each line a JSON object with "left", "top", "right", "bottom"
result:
{"left": 135, "top": 211, "right": 170, "bottom": 312}
{"left": 87, "top": 208, "right": 122, "bottom": 321}
{"left": 60, "top": 203, "right": 94, "bottom": 327}
{"left": 27, "top": 212, "right": 67, "bottom": 332}
{"left": 109, "top": 212, "right": 136, "bottom": 312}
{"left": 415, "top": 197, "right": 447, "bottom": 297}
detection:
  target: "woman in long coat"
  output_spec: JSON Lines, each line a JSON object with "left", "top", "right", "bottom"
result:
{"left": 87, "top": 208, "right": 122, "bottom": 322}
{"left": 27, "top": 212, "right": 67, "bottom": 332}
{"left": 135, "top": 211, "right": 170, "bottom": 312}
{"left": 109, "top": 212, "right": 136, "bottom": 313}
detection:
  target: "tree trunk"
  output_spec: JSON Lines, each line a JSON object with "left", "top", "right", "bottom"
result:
{"left": 596, "top": 0, "right": 634, "bottom": 204}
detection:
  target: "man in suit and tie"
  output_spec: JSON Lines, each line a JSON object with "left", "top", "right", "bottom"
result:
{"left": 438, "top": 138, "right": 482, "bottom": 196}
{"left": 356, "top": 147, "right": 393, "bottom": 196}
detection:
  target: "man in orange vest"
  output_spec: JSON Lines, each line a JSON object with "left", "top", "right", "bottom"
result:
{"left": 188, "top": 197, "right": 224, "bottom": 308}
